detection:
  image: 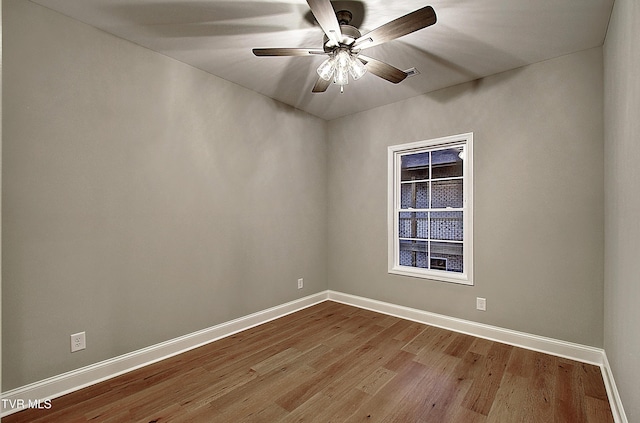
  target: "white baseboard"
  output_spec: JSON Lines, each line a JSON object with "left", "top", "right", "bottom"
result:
{"left": 2, "top": 290, "right": 627, "bottom": 422}
{"left": 601, "top": 351, "right": 629, "bottom": 423}
{"left": 327, "top": 291, "right": 604, "bottom": 364}
{"left": 0, "top": 292, "right": 327, "bottom": 417}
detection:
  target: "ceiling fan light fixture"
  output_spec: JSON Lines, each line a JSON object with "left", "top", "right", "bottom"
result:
{"left": 316, "top": 49, "right": 367, "bottom": 90}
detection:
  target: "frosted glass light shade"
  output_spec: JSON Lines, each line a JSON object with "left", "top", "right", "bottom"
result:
{"left": 349, "top": 57, "right": 367, "bottom": 80}
{"left": 334, "top": 66, "right": 349, "bottom": 86}
{"left": 317, "top": 57, "right": 335, "bottom": 81}
{"left": 335, "top": 50, "right": 351, "bottom": 69}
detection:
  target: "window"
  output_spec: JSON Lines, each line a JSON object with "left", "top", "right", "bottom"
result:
{"left": 388, "top": 133, "right": 473, "bottom": 285}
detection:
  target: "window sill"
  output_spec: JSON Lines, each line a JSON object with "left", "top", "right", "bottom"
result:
{"left": 389, "top": 266, "right": 473, "bottom": 286}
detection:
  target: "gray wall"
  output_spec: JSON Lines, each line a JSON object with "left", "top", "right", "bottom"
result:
{"left": 2, "top": 0, "right": 327, "bottom": 390}
{"left": 604, "top": 0, "right": 640, "bottom": 420}
{"left": 327, "top": 48, "right": 604, "bottom": 347}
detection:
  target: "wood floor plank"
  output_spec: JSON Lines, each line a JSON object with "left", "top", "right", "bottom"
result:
{"left": 401, "top": 325, "right": 437, "bottom": 354}
{"left": 279, "top": 386, "right": 366, "bottom": 423}
{"left": 392, "top": 321, "right": 427, "bottom": 342}
{"left": 444, "top": 332, "right": 476, "bottom": 358}
{"left": 580, "top": 361, "right": 611, "bottom": 401}
{"left": 313, "top": 389, "right": 372, "bottom": 422}
{"left": 343, "top": 360, "right": 431, "bottom": 423}
{"left": 382, "top": 349, "right": 416, "bottom": 372}
{"left": 416, "top": 355, "right": 477, "bottom": 422}
{"left": 387, "top": 354, "right": 464, "bottom": 422}
{"left": 216, "top": 366, "right": 314, "bottom": 421}
{"left": 250, "top": 347, "right": 303, "bottom": 374}
{"left": 167, "top": 403, "right": 224, "bottom": 423}
{"left": 556, "top": 360, "right": 587, "bottom": 422}
{"left": 585, "top": 396, "right": 616, "bottom": 423}
{"left": 356, "top": 366, "right": 397, "bottom": 395}
{"left": 467, "top": 336, "right": 494, "bottom": 356}
{"left": 460, "top": 339, "right": 514, "bottom": 415}
{"left": 177, "top": 368, "right": 258, "bottom": 413}
{"left": 486, "top": 373, "right": 545, "bottom": 423}
{"left": 442, "top": 405, "right": 488, "bottom": 423}
{"left": 3, "top": 302, "right": 614, "bottom": 423}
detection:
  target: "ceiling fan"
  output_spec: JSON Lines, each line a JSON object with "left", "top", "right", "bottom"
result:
{"left": 252, "top": 0, "right": 437, "bottom": 93}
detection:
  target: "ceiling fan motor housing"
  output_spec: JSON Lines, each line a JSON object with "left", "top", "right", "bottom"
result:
{"left": 335, "top": 10, "right": 353, "bottom": 25}
{"left": 323, "top": 23, "right": 362, "bottom": 51}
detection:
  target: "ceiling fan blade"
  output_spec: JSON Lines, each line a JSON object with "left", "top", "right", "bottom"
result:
{"left": 312, "top": 76, "right": 331, "bottom": 93}
{"left": 253, "top": 48, "right": 326, "bottom": 57}
{"left": 306, "top": 0, "right": 342, "bottom": 46}
{"left": 354, "top": 6, "right": 436, "bottom": 50}
{"left": 359, "top": 55, "right": 407, "bottom": 84}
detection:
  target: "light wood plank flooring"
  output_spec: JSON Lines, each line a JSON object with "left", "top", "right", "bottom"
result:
{"left": 4, "top": 301, "right": 613, "bottom": 422}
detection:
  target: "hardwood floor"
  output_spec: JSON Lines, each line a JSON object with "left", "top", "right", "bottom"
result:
{"left": 4, "top": 301, "right": 613, "bottom": 422}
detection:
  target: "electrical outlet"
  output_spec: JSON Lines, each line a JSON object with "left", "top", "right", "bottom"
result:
{"left": 476, "top": 297, "right": 487, "bottom": 311}
{"left": 297, "top": 278, "right": 304, "bottom": 289}
{"left": 71, "top": 332, "right": 86, "bottom": 352}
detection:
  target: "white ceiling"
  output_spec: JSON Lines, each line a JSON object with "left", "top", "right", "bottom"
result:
{"left": 30, "top": 0, "right": 614, "bottom": 120}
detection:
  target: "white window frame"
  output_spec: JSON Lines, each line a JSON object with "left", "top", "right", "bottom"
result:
{"left": 387, "top": 133, "right": 473, "bottom": 285}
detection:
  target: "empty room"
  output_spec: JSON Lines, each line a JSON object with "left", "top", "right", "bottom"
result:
{"left": 1, "top": 0, "right": 638, "bottom": 421}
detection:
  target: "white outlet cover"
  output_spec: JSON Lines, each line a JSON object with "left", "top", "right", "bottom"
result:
{"left": 476, "top": 297, "right": 487, "bottom": 311}
{"left": 71, "top": 332, "right": 86, "bottom": 352}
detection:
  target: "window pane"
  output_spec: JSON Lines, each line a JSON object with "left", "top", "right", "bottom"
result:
{"left": 431, "top": 179, "right": 463, "bottom": 208}
{"left": 399, "top": 239, "right": 428, "bottom": 268}
{"left": 401, "top": 152, "right": 430, "bottom": 181}
{"left": 431, "top": 148, "right": 463, "bottom": 179}
{"left": 399, "top": 212, "right": 428, "bottom": 239}
{"left": 401, "top": 182, "right": 429, "bottom": 209}
{"left": 431, "top": 241, "right": 463, "bottom": 273}
{"left": 430, "top": 211, "right": 463, "bottom": 241}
